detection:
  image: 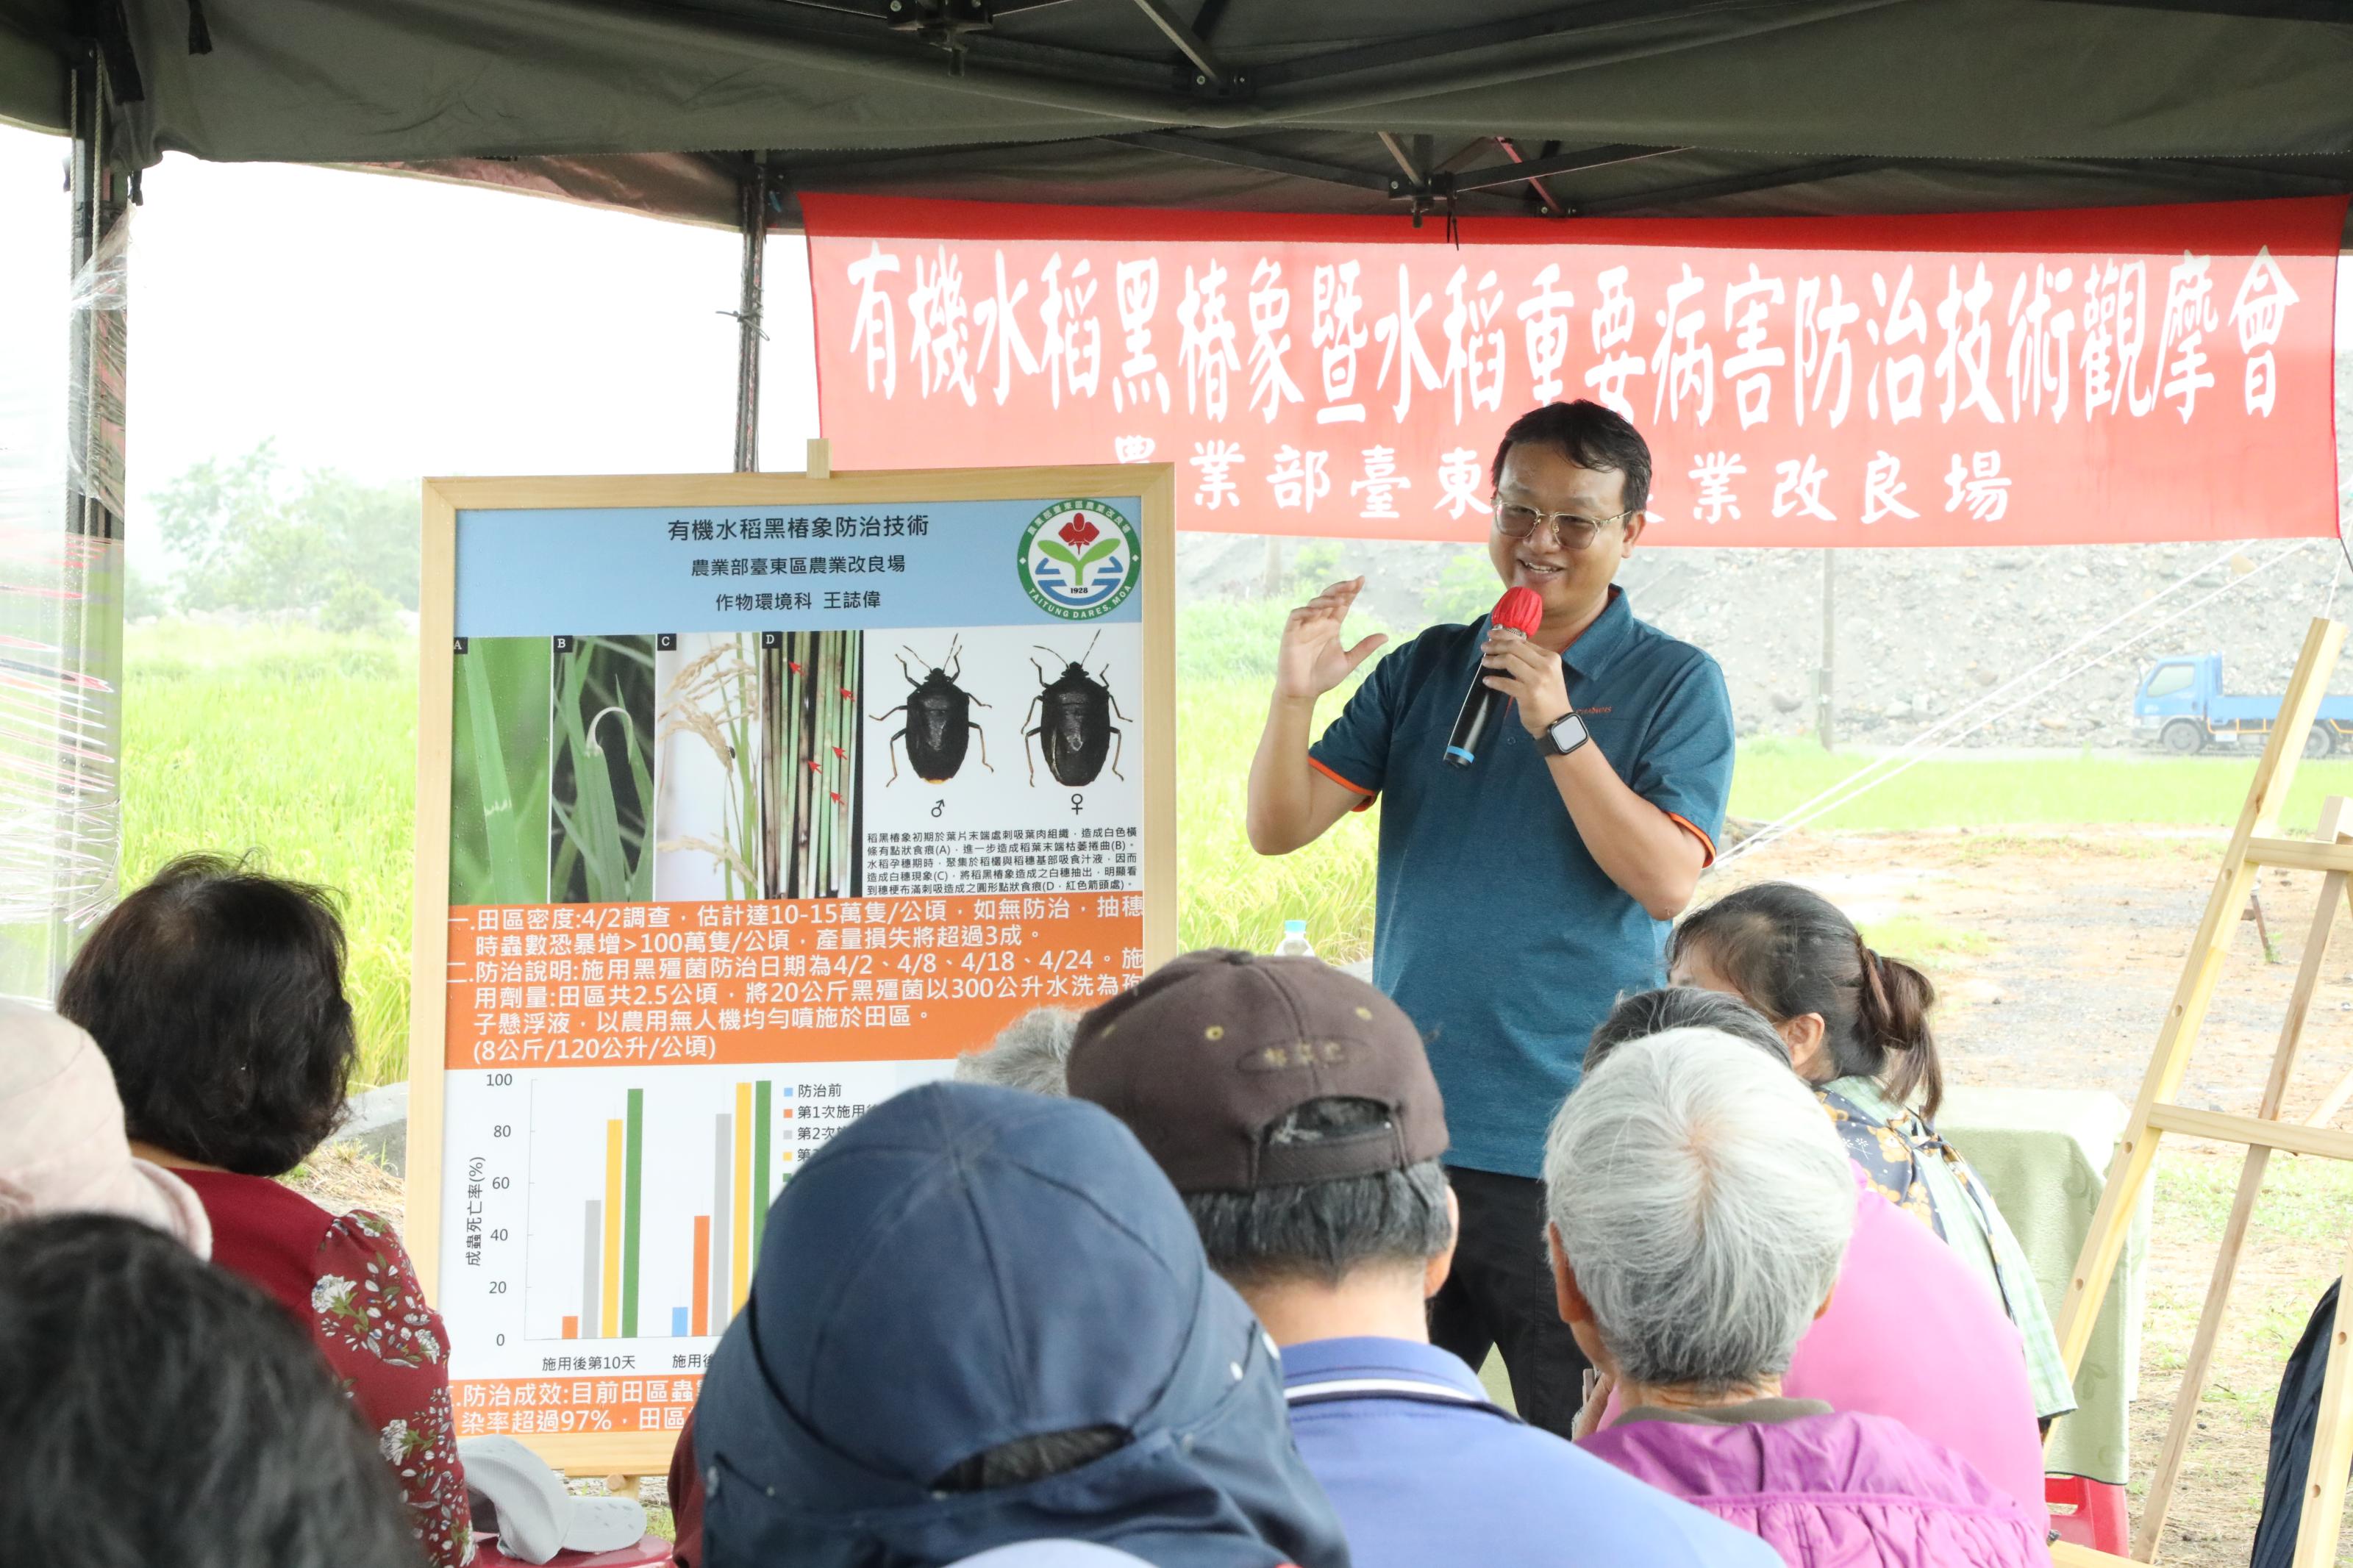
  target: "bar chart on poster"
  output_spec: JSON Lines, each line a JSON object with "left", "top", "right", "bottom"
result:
{"left": 407, "top": 465, "right": 1176, "bottom": 1471}
{"left": 529, "top": 1072, "right": 796, "bottom": 1344}
{"left": 443, "top": 1056, "right": 945, "bottom": 1426}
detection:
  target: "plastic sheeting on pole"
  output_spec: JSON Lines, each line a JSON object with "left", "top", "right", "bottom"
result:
{"left": 0, "top": 62, "right": 126, "bottom": 1000}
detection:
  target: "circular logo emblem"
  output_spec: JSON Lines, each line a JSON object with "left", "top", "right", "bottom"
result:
{"left": 1018, "top": 500, "right": 1140, "bottom": 620}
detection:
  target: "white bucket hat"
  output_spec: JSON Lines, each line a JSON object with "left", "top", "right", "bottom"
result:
{"left": 946, "top": 1546, "right": 1156, "bottom": 1567}
{"left": 459, "top": 1436, "right": 648, "bottom": 1564}
{"left": 0, "top": 998, "right": 210, "bottom": 1256}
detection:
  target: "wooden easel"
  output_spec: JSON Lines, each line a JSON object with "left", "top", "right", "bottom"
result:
{"left": 2052, "top": 617, "right": 2353, "bottom": 1567}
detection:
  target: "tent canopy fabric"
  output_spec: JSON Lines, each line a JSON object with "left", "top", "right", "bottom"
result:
{"left": 4, "top": 1, "right": 2353, "bottom": 227}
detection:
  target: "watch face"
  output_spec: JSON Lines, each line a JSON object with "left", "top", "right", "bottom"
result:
{"left": 1549, "top": 714, "right": 1585, "bottom": 752}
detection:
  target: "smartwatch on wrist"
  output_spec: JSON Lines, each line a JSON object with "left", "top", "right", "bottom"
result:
{"left": 1536, "top": 710, "right": 1590, "bottom": 758}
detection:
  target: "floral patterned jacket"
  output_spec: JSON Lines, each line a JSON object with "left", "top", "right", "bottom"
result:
{"left": 180, "top": 1169, "right": 474, "bottom": 1567}
{"left": 1814, "top": 1077, "right": 2077, "bottom": 1422}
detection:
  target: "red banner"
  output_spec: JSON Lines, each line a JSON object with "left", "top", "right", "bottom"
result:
{"left": 804, "top": 196, "right": 2343, "bottom": 548}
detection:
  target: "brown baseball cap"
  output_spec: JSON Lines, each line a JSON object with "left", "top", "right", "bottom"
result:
{"left": 1067, "top": 948, "right": 1448, "bottom": 1194}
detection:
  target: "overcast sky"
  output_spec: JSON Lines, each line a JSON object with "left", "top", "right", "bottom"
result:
{"left": 0, "top": 123, "right": 820, "bottom": 569}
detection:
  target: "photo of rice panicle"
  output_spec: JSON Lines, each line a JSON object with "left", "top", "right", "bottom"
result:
{"left": 654, "top": 632, "right": 761, "bottom": 901}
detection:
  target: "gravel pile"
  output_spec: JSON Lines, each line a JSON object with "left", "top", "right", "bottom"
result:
{"left": 1180, "top": 532, "right": 2353, "bottom": 752}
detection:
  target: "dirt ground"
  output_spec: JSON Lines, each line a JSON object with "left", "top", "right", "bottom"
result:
{"left": 296, "top": 826, "right": 2353, "bottom": 1561}
{"left": 1713, "top": 827, "right": 2353, "bottom": 1565}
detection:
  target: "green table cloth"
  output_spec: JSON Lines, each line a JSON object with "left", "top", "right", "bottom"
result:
{"left": 1940, "top": 1085, "right": 2150, "bottom": 1486}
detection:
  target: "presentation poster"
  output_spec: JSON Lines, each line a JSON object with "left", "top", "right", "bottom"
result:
{"left": 406, "top": 465, "right": 1176, "bottom": 1472}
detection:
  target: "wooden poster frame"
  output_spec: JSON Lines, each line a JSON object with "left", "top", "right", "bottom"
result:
{"left": 404, "top": 462, "right": 1177, "bottom": 1475}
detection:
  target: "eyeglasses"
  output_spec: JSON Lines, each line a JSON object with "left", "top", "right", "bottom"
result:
{"left": 1493, "top": 501, "right": 1637, "bottom": 549}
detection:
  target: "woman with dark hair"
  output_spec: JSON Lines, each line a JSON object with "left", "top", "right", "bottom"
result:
{"left": 60, "top": 853, "right": 472, "bottom": 1566}
{"left": 0, "top": 1214, "right": 422, "bottom": 1568}
{"left": 1669, "top": 881, "right": 2073, "bottom": 1424}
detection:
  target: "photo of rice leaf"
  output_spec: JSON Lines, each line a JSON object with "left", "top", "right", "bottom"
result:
{"left": 654, "top": 632, "right": 760, "bottom": 901}
{"left": 550, "top": 634, "right": 656, "bottom": 904}
{"left": 449, "top": 636, "right": 551, "bottom": 906}
{"left": 760, "top": 630, "right": 863, "bottom": 899}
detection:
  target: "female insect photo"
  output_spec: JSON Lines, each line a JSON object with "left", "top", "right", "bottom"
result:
{"left": 1024, "top": 631, "right": 1129, "bottom": 789}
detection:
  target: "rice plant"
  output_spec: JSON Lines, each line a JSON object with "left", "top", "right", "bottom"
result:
{"left": 121, "top": 620, "right": 418, "bottom": 1086}
{"left": 656, "top": 634, "right": 760, "bottom": 900}
{"left": 551, "top": 636, "right": 654, "bottom": 903}
{"left": 450, "top": 637, "right": 551, "bottom": 906}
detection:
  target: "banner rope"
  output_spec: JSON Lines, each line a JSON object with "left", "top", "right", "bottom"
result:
{"left": 1716, "top": 538, "right": 2327, "bottom": 869}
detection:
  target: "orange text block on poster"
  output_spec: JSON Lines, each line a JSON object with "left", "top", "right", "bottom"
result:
{"left": 453, "top": 1372, "right": 703, "bottom": 1443}
{"left": 444, "top": 892, "right": 1145, "bottom": 1069}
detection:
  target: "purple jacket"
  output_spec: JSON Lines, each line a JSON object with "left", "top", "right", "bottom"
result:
{"left": 1579, "top": 1408, "right": 2048, "bottom": 1568}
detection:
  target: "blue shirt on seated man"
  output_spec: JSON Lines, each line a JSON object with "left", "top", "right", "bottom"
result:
{"left": 1067, "top": 949, "right": 1777, "bottom": 1568}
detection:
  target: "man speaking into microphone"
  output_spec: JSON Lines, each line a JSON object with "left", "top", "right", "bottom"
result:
{"left": 1245, "top": 399, "right": 1735, "bottom": 1437}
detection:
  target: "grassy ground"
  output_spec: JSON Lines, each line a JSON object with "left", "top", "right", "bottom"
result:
{"left": 121, "top": 613, "right": 2339, "bottom": 1085}
{"left": 2132, "top": 1145, "right": 2353, "bottom": 1562}
{"left": 1736, "top": 735, "right": 2353, "bottom": 837}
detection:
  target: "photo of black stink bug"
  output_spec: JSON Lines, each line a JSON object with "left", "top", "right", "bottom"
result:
{"left": 1024, "top": 631, "right": 1130, "bottom": 787}
{"left": 869, "top": 637, "right": 993, "bottom": 786}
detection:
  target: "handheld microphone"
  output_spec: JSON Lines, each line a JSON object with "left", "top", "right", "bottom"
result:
{"left": 1443, "top": 587, "right": 1545, "bottom": 769}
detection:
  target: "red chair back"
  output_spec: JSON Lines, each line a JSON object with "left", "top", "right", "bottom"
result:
{"left": 2046, "top": 1474, "right": 2129, "bottom": 1554}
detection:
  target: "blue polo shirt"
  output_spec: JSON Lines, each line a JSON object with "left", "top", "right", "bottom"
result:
{"left": 1281, "top": 1337, "right": 1778, "bottom": 1568}
{"left": 1307, "top": 587, "right": 1735, "bottom": 1176}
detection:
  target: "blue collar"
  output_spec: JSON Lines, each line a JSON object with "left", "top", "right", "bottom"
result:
{"left": 1556, "top": 585, "right": 1635, "bottom": 681}
{"left": 1277, "top": 1336, "right": 1490, "bottom": 1401}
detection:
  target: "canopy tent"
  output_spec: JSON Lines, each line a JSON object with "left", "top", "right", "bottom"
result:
{"left": 4, "top": 0, "right": 2352, "bottom": 996}
{"left": 0, "top": 13, "right": 2346, "bottom": 1559}
{"left": 2, "top": 1, "right": 2353, "bottom": 226}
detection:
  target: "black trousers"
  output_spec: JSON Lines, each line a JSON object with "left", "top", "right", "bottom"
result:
{"left": 1427, "top": 1164, "right": 1592, "bottom": 1439}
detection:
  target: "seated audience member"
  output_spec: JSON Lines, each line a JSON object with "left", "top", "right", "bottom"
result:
{"left": 0, "top": 1214, "right": 420, "bottom": 1568}
{"left": 1671, "top": 882, "right": 2072, "bottom": 1423}
{"left": 666, "top": 1416, "right": 710, "bottom": 1567}
{"left": 1586, "top": 985, "right": 1793, "bottom": 1067}
{"left": 691, "top": 1079, "right": 1349, "bottom": 1568}
{"left": 1066, "top": 949, "right": 1778, "bottom": 1568}
{"left": 947, "top": 1550, "right": 1154, "bottom": 1568}
{"left": 0, "top": 998, "right": 210, "bottom": 1253}
{"left": 1585, "top": 990, "right": 2046, "bottom": 1527}
{"left": 953, "top": 1006, "right": 1082, "bottom": 1095}
{"left": 1549, "top": 1029, "right": 2046, "bottom": 1567}
{"left": 58, "top": 853, "right": 471, "bottom": 1567}
{"left": 663, "top": 1007, "right": 1091, "bottom": 1567}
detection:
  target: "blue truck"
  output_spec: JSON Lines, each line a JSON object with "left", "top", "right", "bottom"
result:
{"left": 2134, "top": 654, "right": 2353, "bottom": 756}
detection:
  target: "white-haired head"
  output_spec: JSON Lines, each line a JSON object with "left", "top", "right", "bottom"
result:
{"left": 952, "top": 1008, "right": 1081, "bottom": 1097}
{"left": 1543, "top": 1026, "right": 1852, "bottom": 1395}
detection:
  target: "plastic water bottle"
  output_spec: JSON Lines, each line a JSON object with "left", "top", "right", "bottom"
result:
{"left": 1274, "top": 919, "right": 1315, "bottom": 959}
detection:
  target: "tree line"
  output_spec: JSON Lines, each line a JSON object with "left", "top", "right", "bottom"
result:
{"left": 141, "top": 442, "right": 418, "bottom": 632}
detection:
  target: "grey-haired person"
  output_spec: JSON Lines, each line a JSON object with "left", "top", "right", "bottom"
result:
{"left": 1069, "top": 951, "right": 1777, "bottom": 1568}
{"left": 1552, "top": 1028, "right": 2046, "bottom": 1567}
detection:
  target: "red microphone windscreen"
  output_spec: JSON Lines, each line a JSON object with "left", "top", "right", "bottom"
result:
{"left": 1492, "top": 587, "right": 1544, "bottom": 637}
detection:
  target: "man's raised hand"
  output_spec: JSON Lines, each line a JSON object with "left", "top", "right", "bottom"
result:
{"left": 1275, "top": 576, "right": 1388, "bottom": 703}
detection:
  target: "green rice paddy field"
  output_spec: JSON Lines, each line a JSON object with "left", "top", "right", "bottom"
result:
{"left": 123, "top": 615, "right": 2353, "bottom": 1087}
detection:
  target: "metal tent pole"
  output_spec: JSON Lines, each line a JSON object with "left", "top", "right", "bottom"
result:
{"left": 732, "top": 155, "right": 769, "bottom": 474}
